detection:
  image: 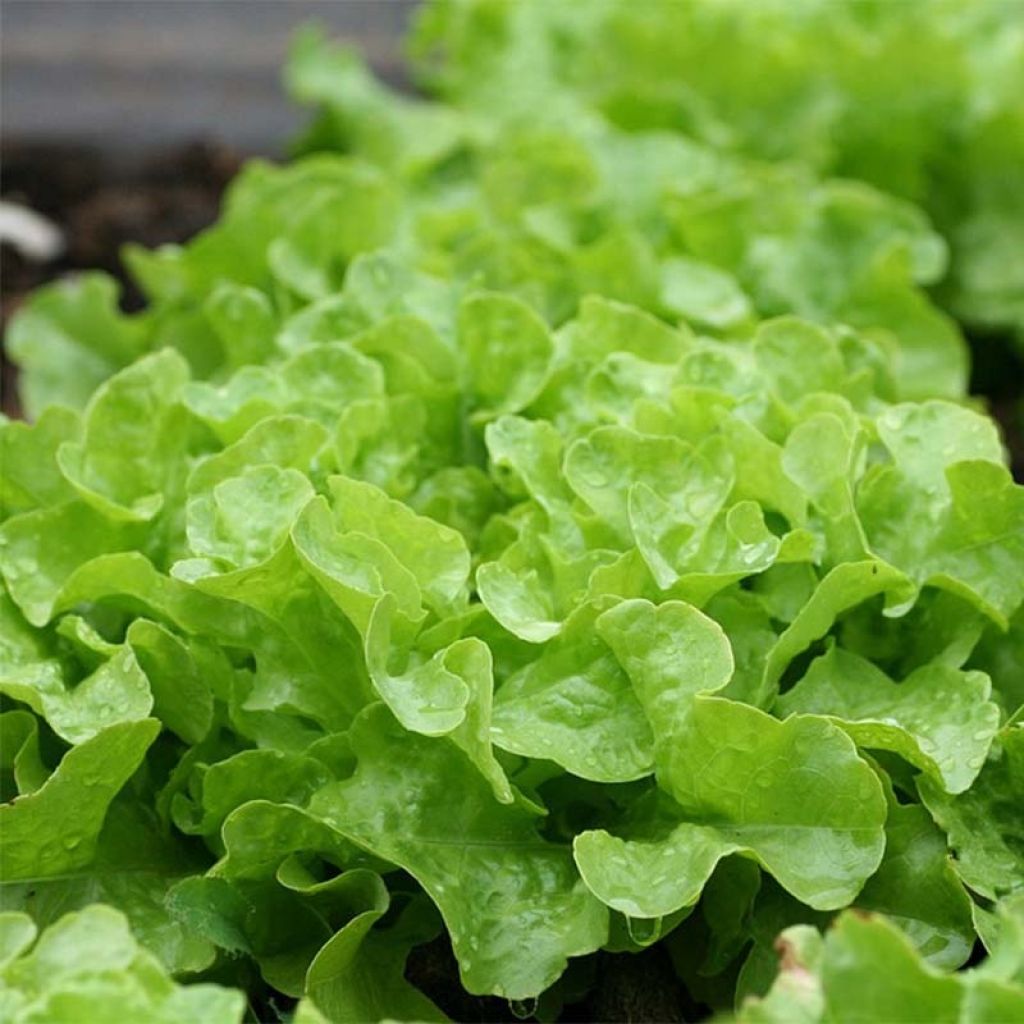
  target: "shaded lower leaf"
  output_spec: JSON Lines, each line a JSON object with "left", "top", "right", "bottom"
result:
{"left": 759, "top": 560, "right": 915, "bottom": 705}
{"left": 308, "top": 704, "right": 609, "bottom": 998}
{"left": 0, "top": 719, "right": 159, "bottom": 881}
{"left": 854, "top": 802, "right": 976, "bottom": 969}
{"left": 0, "top": 800, "right": 216, "bottom": 975}
{"left": 305, "top": 893, "right": 448, "bottom": 1023}
{"left": 0, "top": 904, "right": 244, "bottom": 1023}
{"left": 919, "top": 726, "right": 1024, "bottom": 900}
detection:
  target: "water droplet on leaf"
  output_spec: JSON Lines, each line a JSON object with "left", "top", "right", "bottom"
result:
{"left": 509, "top": 997, "right": 537, "bottom": 1020}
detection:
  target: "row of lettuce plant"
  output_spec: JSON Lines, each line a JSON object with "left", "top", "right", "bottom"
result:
{"left": 1, "top": 3, "right": 1022, "bottom": 1021}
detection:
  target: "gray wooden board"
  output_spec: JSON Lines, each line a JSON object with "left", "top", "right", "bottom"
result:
{"left": 1, "top": 0, "right": 419, "bottom": 154}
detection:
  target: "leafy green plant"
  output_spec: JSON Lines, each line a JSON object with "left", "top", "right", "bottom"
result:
{"left": 2, "top": 3, "right": 1023, "bottom": 1022}
{"left": 410, "top": 0, "right": 1024, "bottom": 344}
{"left": 0, "top": 906, "right": 243, "bottom": 1023}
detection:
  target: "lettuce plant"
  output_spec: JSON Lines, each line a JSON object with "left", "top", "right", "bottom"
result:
{"left": 410, "top": 0, "right": 1024, "bottom": 343}
{"left": 0, "top": 906, "right": 244, "bottom": 1023}
{"left": 2, "top": 4, "right": 1023, "bottom": 1022}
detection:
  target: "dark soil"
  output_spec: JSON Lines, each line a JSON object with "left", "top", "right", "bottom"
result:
{"left": 405, "top": 932, "right": 700, "bottom": 1023}
{"left": 967, "top": 328, "right": 1024, "bottom": 480}
{"left": 406, "top": 935, "right": 522, "bottom": 1022}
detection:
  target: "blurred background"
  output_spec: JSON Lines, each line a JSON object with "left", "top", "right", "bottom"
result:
{"left": 1, "top": 0, "right": 417, "bottom": 413}
{"left": 2, "top": 1, "right": 416, "bottom": 153}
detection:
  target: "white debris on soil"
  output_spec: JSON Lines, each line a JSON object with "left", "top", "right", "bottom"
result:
{"left": 0, "top": 200, "right": 64, "bottom": 261}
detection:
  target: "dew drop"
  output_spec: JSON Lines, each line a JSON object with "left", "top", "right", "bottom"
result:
{"left": 857, "top": 777, "right": 877, "bottom": 801}
{"left": 509, "top": 997, "right": 537, "bottom": 1020}
{"left": 741, "top": 547, "right": 762, "bottom": 566}
{"left": 626, "top": 915, "right": 661, "bottom": 945}
{"left": 793, "top": 734, "right": 816, "bottom": 757}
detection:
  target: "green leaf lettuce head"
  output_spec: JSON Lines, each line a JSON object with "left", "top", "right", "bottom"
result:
{"left": 0, "top": 905, "right": 244, "bottom": 1023}
{"left": 736, "top": 896, "right": 1024, "bottom": 1023}
{"left": 408, "top": 0, "right": 1024, "bottom": 345}
{"left": 2, "top": 2, "right": 1024, "bottom": 1020}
